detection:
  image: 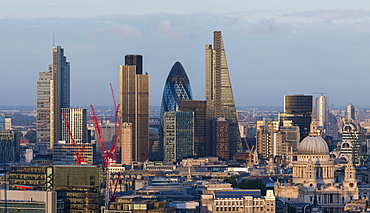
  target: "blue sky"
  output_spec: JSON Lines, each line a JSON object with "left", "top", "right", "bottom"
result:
{"left": 1, "top": 1, "right": 370, "bottom": 107}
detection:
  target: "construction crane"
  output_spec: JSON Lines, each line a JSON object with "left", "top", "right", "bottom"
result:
{"left": 244, "top": 139, "right": 254, "bottom": 168}
{"left": 90, "top": 105, "right": 110, "bottom": 166}
{"left": 110, "top": 83, "right": 120, "bottom": 163}
{"left": 90, "top": 84, "right": 122, "bottom": 207}
{"left": 61, "top": 111, "right": 86, "bottom": 164}
{"left": 109, "top": 172, "right": 122, "bottom": 202}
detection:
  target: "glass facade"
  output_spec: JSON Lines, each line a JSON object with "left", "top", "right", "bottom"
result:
{"left": 281, "top": 95, "right": 313, "bottom": 141}
{"left": 164, "top": 111, "right": 194, "bottom": 162}
{"left": 160, "top": 61, "right": 193, "bottom": 123}
{"left": 206, "top": 31, "right": 242, "bottom": 158}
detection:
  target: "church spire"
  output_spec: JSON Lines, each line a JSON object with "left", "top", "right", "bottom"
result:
{"left": 309, "top": 111, "right": 320, "bottom": 136}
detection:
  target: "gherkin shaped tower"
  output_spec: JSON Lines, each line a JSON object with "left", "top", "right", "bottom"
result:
{"left": 160, "top": 61, "right": 193, "bottom": 122}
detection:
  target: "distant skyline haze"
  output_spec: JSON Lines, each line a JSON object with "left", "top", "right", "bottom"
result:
{"left": 1, "top": 1, "right": 370, "bottom": 107}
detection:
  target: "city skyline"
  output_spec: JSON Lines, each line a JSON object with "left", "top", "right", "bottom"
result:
{"left": 1, "top": 1, "right": 370, "bottom": 107}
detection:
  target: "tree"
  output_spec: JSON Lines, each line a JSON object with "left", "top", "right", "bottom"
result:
{"left": 25, "top": 130, "right": 36, "bottom": 143}
{"left": 237, "top": 178, "right": 266, "bottom": 195}
{"left": 223, "top": 176, "right": 238, "bottom": 187}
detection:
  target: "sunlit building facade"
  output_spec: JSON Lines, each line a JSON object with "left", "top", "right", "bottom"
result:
{"left": 119, "top": 55, "right": 149, "bottom": 162}
{"left": 206, "top": 31, "right": 241, "bottom": 158}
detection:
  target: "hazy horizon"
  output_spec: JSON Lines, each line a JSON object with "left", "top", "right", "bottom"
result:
{"left": 1, "top": 1, "right": 370, "bottom": 107}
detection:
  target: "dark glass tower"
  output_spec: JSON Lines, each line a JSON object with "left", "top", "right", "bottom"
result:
{"left": 280, "top": 94, "right": 313, "bottom": 141}
{"left": 50, "top": 46, "right": 70, "bottom": 149}
{"left": 160, "top": 61, "right": 193, "bottom": 122}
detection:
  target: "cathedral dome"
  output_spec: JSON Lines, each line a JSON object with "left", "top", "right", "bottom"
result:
{"left": 299, "top": 136, "right": 329, "bottom": 154}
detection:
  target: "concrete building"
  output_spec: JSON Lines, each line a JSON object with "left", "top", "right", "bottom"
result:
{"left": 53, "top": 142, "right": 95, "bottom": 164}
{"left": 106, "top": 196, "right": 176, "bottom": 213}
{"left": 120, "top": 55, "right": 149, "bottom": 162}
{"left": 256, "top": 119, "right": 279, "bottom": 160}
{"left": 335, "top": 121, "right": 363, "bottom": 164}
{"left": 347, "top": 104, "right": 355, "bottom": 121}
{"left": 206, "top": 31, "right": 242, "bottom": 159}
{"left": 5, "top": 118, "right": 11, "bottom": 130}
{"left": 7, "top": 165, "right": 101, "bottom": 213}
{"left": 274, "top": 120, "right": 359, "bottom": 213}
{"left": 36, "top": 65, "right": 52, "bottom": 153}
{"left": 274, "top": 125, "right": 300, "bottom": 158}
{"left": 120, "top": 122, "right": 133, "bottom": 165}
{"left": 316, "top": 95, "right": 328, "bottom": 129}
{"left": 61, "top": 108, "right": 87, "bottom": 143}
{"left": 0, "top": 190, "right": 62, "bottom": 212}
{"left": 50, "top": 46, "right": 70, "bottom": 149}
{"left": 164, "top": 111, "right": 194, "bottom": 162}
{"left": 201, "top": 182, "right": 275, "bottom": 213}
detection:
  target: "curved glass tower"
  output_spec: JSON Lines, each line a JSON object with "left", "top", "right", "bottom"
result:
{"left": 160, "top": 61, "right": 193, "bottom": 122}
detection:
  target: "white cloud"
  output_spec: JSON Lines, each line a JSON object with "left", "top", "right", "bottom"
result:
{"left": 157, "top": 19, "right": 183, "bottom": 40}
{"left": 247, "top": 18, "right": 292, "bottom": 35}
{"left": 84, "top": 24, "right": 142, "bottom": 39}
{"left": 106, "top": 24, "right": 142, "bottom": 39}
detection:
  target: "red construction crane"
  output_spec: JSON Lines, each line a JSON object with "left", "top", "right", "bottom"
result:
{"left": 109, "top": 172, "right": 122, "bottom": 202}
{"left": 109, "top": 83, "right": 120, "bottom": 162}
{"left": 61, "top": 111, "right": 86, "bottom": 164}
{"left": 90, "top": 105, "right": 111, "bottom": 166}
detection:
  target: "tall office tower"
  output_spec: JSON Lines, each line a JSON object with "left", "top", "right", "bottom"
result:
{"left": 347, "top": 104, "right": 355, "bottom": 121}
{"left": 206, "top": 31, "right": 241, "bottom": 158}
{"left": 256, "top": 119, "right": 279, "bottom": 160}
{"left": 180, "top": 100, "right": 207, "bottom": 157}
{"left": 36, "top": 65, "right": 52, "bottom": 151}
{"left": 280, "top": 94, "right": 312, "bottom": 141}
{"left": 163, "top": 111, "right": 194, "bottom": 162}
{"left": 316, "top": 95, "right": 328, "bottom": 128}
{"left": 50, "top": 46, "right": 70, "bottom": 149}
{"left": 0, "top": 130, "right": 20, "bottom": 162}
{"left": 119, "top": 55, "right": 149, "bottom": 162}
{"left": 160, "top": 61, "right": 193, "bottom": 123}
{"left": 61, "top": 108, "right": 87, "bottom": 143}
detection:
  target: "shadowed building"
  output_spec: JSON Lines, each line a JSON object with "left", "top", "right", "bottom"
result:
{"left": 120, "top": 55, "right": 149, "bottom": 162}
{"left": 180, "top": 100, "right": 207, "bottom": 157}
{"left": 279, "top": 94, "right": 312, "bottom": 141}
{"left": 164, "top": 111, "right": 194, "bottom": 162}
{"left": 50, "top": 46, "right": 70, "bottom": 149}
{"left": 206, "top": 31, "right": 241, "bottom": 158}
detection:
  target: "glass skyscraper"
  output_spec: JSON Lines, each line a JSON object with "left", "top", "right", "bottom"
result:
{"left": 206, "top": 31, "right": 242, "bottom": 158}
{"left": 50, "top": 46, "right": 70, "bottom": 149}
{"left": 160, "top": 61, "right": 193, "bottom": 123}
